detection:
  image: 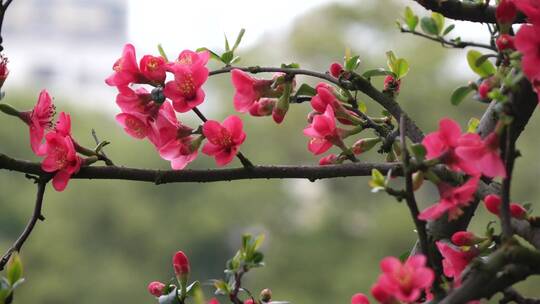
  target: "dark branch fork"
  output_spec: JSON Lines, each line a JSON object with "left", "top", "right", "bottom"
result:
{"left": 413, "top": 0, "right": 527, "bottom": 23}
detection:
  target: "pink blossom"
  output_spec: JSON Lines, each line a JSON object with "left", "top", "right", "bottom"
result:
{"left": 451, "top": 231, "right": 480, "bottom": 247}
{"left": 383, "top": 75, "right": 401, "bottom": 94}
{"left": 422, "top": 118, "right": 478, "bottom": 175}
{"left": 515, "top": 24, "right": 540, "bottom": 86}
{"left": 147, "top": 281, "right": 165, "bottom": 297}
{"left": 496, "top": 0, "right": 518, "bottom": 24}
{"left": 436, "top": 241, "right": 478, "bottom": 286}
{"left": 248, "top": 98, "right": 276, "bottom": 117}
{"left": 202, "top": 115, "right": 246, "bottom": 166}
{"left": 478, "top": 80, "right": 492, "bottom": 99}
{"left": 41, "top": 113, "right": 82, "bottom": 191}
{"left": 373, "top": 255, "right": 434, "bottom": 303}
{"left": 496, "top": 34, "right": 516, "bottom": 51}
{"left": 244, "top": 299, "right": 255, "bottom": 304}
{"left": 208, "top": 298, "right": 220, "bottom": 304}
{"left": 115, "top": 86, "right": 158, "bottom": 115}
{"left": 418, "top": 176, "right": 480, "bottom": 221}
{"left": 514, "top": 0, "right": 540, "bottom": 24}
{"left": 173, "top": 251, "right": 190, "bottom": 278}
{"left": 319, "top": 154, "right": 338, "bottom": 166}
{"left": 140, "top": 55, "right": 167, "bottom": 85}
{"left": 105, "top": 44, "right": 142, "bottom": 87}
{"left": 169, "top": 50, "right": 210, "bottom": 71}
{"left": 370, "top": 284, "right": 395, "bottom": 304}
{"left": 163, "top": 64, "right": 208, "bottom": 113}
{"left": 330, "top": 62, "right": 344, "bottom": 78}
{"left": 115, "top": 112, "right": 154, "bottom": 140}
{"left": 483, "top": 194, "right": 528, "bottom": 219}
{"left": 231, "top": 69, "right": 276, "bottom": 113}
{"left": 455, "top": 132, "right": 506, "bottom": 178}
{"left": 303, "top": 105, "right": 344, "bottom": 155}
{"left": 310, "top": 83, "right": 358, "bottom": 125}
{"left": 20, "top": 90, "right": 55, "bottom": 155}
{"left": 351, "top": 293, "right": 370, "bottom": 304}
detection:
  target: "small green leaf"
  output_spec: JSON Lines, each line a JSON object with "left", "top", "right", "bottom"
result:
{"left": 358, "top": 101, "right": 367, "bottom": 113}
{"left": 224, "top": 34, "right": 230, "bottom": 52}
{"left": 253, "top": 234, "right": 265, "bottom": 251}
{"left": 451, "top": 86, "right": 474, "bottom": 106}
{"left": 196, "top": 47, "right": 222, "bottom": 62}
{"left": 157, "top": 44, "right": 169, "bottom": 61}
{"left": 221, "top": 51, "right": 234, "bottom": 65}
{"left": 404, "top": 6, "right": 419, "bottom": 31}
{"left": 345, "top": 55, "right": 361, "bottom": 72}
{"left": 369, "top": 169, "right": 385, "bottom": 192}
{"left": 467, "top": 117, "right": 480, "bottom": 133}
{"left": 232, "top": 28, "right": 246, "bottom": 52}
{"left": 6, "top": 252, "right": 22, "bottom": 286}
{"left": 431, "top": 12, "right": 445, "bottom": 35}
{"left": 398, "top": 251, "right": 410, "bottom": 262}
{"left": 281, "top": 63, "right": 300, "bottom": 69}
{"left": 467, "top": 50, "right": 496, "bottom": 78}
{"left": 393, "top": 58, "right": 409, "bottom": 79}
{"left": 159, "top": 288, "right": 180, "bottom": 304}
{"left": 362, "top": 68, "right": 393, "bottom": 79}
{"left": 186, "top": 281, "right": 201, "bottom": 297}
{"left": 386, "top": 51, "right": 397, "bottom": 70}
{"left": 442, "top": 24, "right": 455, "bottom": 36}
{"left": 213, "top": 280, "right": 231, "bottom": 295}
{"left": 420, "top": 17, "right": 439, "bottom": 36}
{"left": 295, "top": 84, "right": 317, "bottom": 97}
{"left": 410, "top": 143, "right": 427, "bottom": 161}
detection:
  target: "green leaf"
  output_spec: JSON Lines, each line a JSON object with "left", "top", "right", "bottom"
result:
{"left": 358, "top": 101, "right": 367, "bottom": 113}
{"left": 253, "top": 234, "right": 265, "bottom": 251}
{"left": 451, "top": 86, "right": 474, "bottom": 106}
{"left": 442, "top": 24, "right": 455, "bottom": 36}
{"left": 410, "top": 143, "right": 427, "bottom": 161}
{"left": 230, "top": 56, "right": 242, "bottom": 65}
{"left": 344, "top": 55, "right": 361, "bottom": 72}
{"left": 221, "top": 51, "right": 234, "bottom": 65}
{"left": 196, "top": 47, "right": 222, "bottom": 62}
{"left": 467, "top": 117, "right": 480, "bottom": 133}
{"left": 362, "top": 68, "right": 393, "bottom": 79}
{"left": 431, "top": 12, "right": 445, "bottom": 35}
{"left": 386, "top": 51, "right": 397, "bottom": 70}
{"left": 369, "top": 169, "right": 385, "bottom": 192}
{"left": 224, "top": 34, "right": 230, "bottom": 52}
{"left": 404, "top": 6, "right": 419, "bottom": 31}
{"left": 398, "top": 251, "right": 410, "bottom": 262}
{"left": 157, "top": 44, "right": 169, "bottom": 61}
{"left": 420, "top": 17, "right": 439, "bottom": 36}
{"left": 295, "top": 84, "right": 317, "bottom": 97}
{"left": 213, "top": 280, "right": 231, "bottom": 295}
{"left": 393, "top": 58, "right": 409, "bottom": 79}
{"left": 159, "top": 288, "right": 180, "bottom": 304}
{"left": 281, "top": 63, "right": 300, "bottom": 69}
{"left": 186, "top": 281, "right": 201, "bottom": 297}
{"left": 6, "top": 252, "right": 22, "bottom": 286}
{"left": 467, "top": 50, "right": 496, "bottom": 78}
{"left": 252, "top": 251, "right": 264, "bottom": 264}
{"left": 232, "top": 28, "right": 246, "bottom": 52}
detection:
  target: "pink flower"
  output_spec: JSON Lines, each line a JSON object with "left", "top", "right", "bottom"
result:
{"left": 455, "top": 132, "right": 506, "bottom": 178}
{"left": 496, "top": 34, "right": 516, "bottom": 51}
{"left": 418, "top": 176, "right": 479, "bottom": 221}
{"left": 303, "top": 105, "right": 344, "bottom": 155}
{"left": 169, "top": 50, "right": 210, "bottom": 71}
{"left": 310, "top": 83, "right": 358, "bottom": 125}
{"left": 244, "top": 299, "right": 255, "bottom": 304}
{"left": 115, "top": 111, "right": 154, "bottom": 140}
{"left": 483, "top": 194, "right": 528, "bottom": 219}
{"left": 173, "top": 251, "right": 190, "bottom": 278}
{"left": 105, "top": 44, "right": 142, "bottom": 87}
{"left": 231, "top": 69, "right": 276, "bottom": 113}
{"left": 373, "top": 255, "right": 434, "bottom": 303}
{"left": 248, "top": 98, "right": 276, "bottom": 117}
{"left": 319, "top": 154, "right": 338, "bottom": 166}
{"left": 41, "top": 113, "right": 82, "bottom": 191}
{"left": 451, "top": 231, "right": 481, "bottom": 247}
{"left": 436, "top": 241, "right": 478, "bottom": 286}
{"left": 351, "top": 293, "right": 370, "bottom": 304}
{"left": 147, "top": 281, "right": 165, "bottom": 297}
{"left": 516, "top": 24, "right": 540, "bottom": 92}
{"left": 163, "top": 64, "right": 208, "bottom": 113}
{"left": 370, "top": 284, "right": 395, "bottom": 304}
{"left": 383, "top": 75, "right": 401, "bottom": 94}
{"left": 202, "top": 115, "right": 246, "bottom": 166}
{"left": 115, "top": 86, "right": 158, "bottom": 115}
{"left": 20, "top": 90, "right": 55, "bottom": 155}
{"left": 140, "top": 55, "right": 167, "bottom": 85}
{"left": 330, "top": 62, "right": 344, "bottom": 78}
{"left": 514, "top": 0, "right": 540, "bottom": 24}
{"left": 496, "top": 0, "right": 518, "bottom": 24}
{"left": 156, "top": 103, "right": 199, "bottom": 170}
{"left": 422, "top": 118, "right": 478, "bottom": 175}
{"left": 208, "top": 298, "right": 220, "bottom": 304}
{"left": 477, "top": 80, "right": 492, "bottom": 99}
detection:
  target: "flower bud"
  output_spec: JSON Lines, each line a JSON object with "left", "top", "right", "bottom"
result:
{"left": 330, "top": 62, "right": 344, "bottom": 78}
{"left": 244, "top": 299, "right": 255, "bottom": 304}
{"left": 249, "top": 98, "right": 275, "bottom": 117}
{"left": 451, "top": 231, "right": 482, "bottom": 246}
{"left": 208, "top": 298, "right": 221, "bottom": 304}
{"left": 272, "top": 82, "right": 292, "bottom": 124}
{"left": 484, "top": 194, "right": 501, "bottom": 215}
{"left": 383, "top": 75, "right": 401, "bottom": 95}
{"left": 173, "top": 251, "right": 190, "bottom": 284}
{"left": 496, "top": 34, "right": 515, "bottom": 51}
{"left": 319, "top": 154, "right": 338, "bottom": 166}
{"left": 510, "top": 203, "right": 527, "bottom": 219}
{"left": 352, "top": 138, "right": 381, "bottom": 155}
{"left": 478, "top": 79, "right": 494, "bottom": 100}
{"left": 260, "top": 289, "right": 272, "bottom": 303}
{"left": 147, "top": 281, "right": 166, "bottom": 297}
{"left": 412, "top": 171, "right": 424, "bottom": 191}
{"left": 0, "top": 55, "right": 8, "bottom": 89}
{"left": 351, "top": 293, "right": 370, "bottom": 304}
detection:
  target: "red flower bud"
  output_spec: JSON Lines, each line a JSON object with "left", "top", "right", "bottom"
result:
{"left": 478, "top": 80, "right": 492, "bottom": 99}
{"left": 244, "top": 299, "right": 255, "bottom": 304}
{"left": 208, "top": 298, "right": 220, "bottom": 304}
{"left": 451, "top": 231, "right": 479, "bottom": 246}
{"left": 496, "top": 34, "right": 516, "bottom": 51}
{"left": 383, "top": 75, "right": 401, "bottom": 94}
{"left": 330, "top": 62, "right": 344, "bottom": 78}
{"left": 319, "top": 154, "right": 338, "bottom": 166}
{"left": 496, "top": 0, "right": 517, "bottom": 24}
{"left": 0, "top": 55, "right": 8, "bottom": 89}
{"left": 510, "top": 203, "right": 527, "bottom": 219}
{"left": 484, "top": 194, "right": 502, "bottom": 215}
{"left": 351, "top": 293, "right": 370, "bottom": 304}
{"left": 173, "top": 251, "right": 190, "bottom": 278}
{"left": 147, "top": 281, "right": 165, "bottom": 297}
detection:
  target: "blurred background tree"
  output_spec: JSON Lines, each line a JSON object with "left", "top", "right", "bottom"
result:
{"left": 0, "top": 0, "right": 539, "bottom": 303}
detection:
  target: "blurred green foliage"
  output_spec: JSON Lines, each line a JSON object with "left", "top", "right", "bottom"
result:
{"left": 1, "top": 0, "right": 540, "bottom": 303}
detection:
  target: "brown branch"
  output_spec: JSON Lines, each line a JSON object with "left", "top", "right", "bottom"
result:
{"left": 501, "top": 123, "right": 516, "bottom": 240}
{"left": 511, "top": 219, "right": 540, "bottom": 250}
{"left": 0, "top": 153, "right": 401, "bottom": 184}
{"left": 0, "top": 178, "right": 47, "bottom": 270}
{"left": 413, "top": 0, "right": 526, "bottom": 24}
{"left": 400, "top": 27, "right": 496, "bottom": 51}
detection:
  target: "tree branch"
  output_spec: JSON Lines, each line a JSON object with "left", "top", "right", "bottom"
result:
{"left": 400, "top": 27, "right": 496, "bottom": 51}
{"left": 413, "top": 0, "right": 526, "bottom": 24}
{"left": 0, "top": 178, "right": 47, "bottom": 270}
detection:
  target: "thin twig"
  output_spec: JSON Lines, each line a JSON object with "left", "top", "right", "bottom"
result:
{"left": 0, "top": 178, "right": 47, "bottom": 270}
{"left": 400, "top": 28, "right": 496, "bottom": 51}
{"left": 501, "top": 124, "right": 515, "bottom": 240}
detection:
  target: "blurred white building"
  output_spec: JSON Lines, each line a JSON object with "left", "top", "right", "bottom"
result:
{"left": 2, "top": 0, "right": 127, "bottom": 108}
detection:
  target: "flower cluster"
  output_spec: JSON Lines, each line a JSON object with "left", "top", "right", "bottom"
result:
{"left": 106, "top": 44, "right": 247, "bottom": 168}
